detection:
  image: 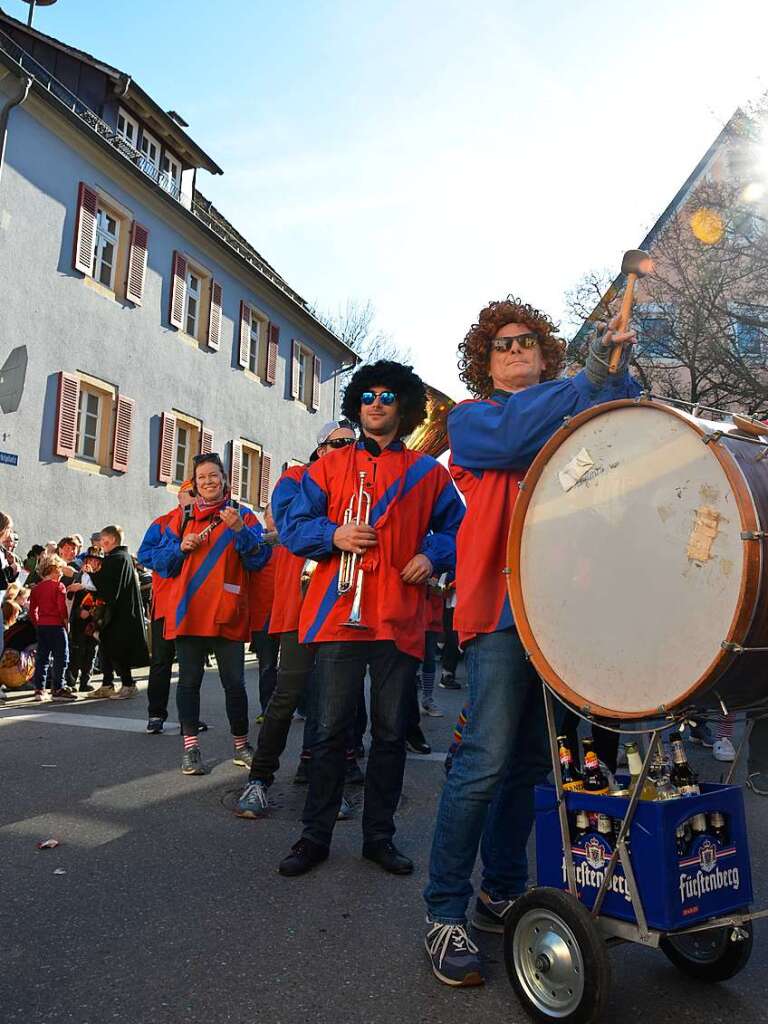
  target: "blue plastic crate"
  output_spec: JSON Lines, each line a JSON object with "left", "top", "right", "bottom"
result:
{"left": 535, "top": 781, "right": 753, "bottom": 931}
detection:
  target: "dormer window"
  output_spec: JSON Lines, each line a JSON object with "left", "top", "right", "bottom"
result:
{"left": 161, "top": 151, "right": 182, "bottom": 196}
{"left": 116, "top": 107, "right": 139, "bottom": 148}
{"left": 140, "top": 128, "right": 160, "bottom": 174}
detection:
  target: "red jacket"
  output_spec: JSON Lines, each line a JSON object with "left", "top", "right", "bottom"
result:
{"left": 424, "top": 587, "right": 444, "bottom": 634}
{"left": 137, "top": 508, "right": 178, "bottom": 623}
{"left": 29, "top": 578, "right": 68, "bottom": 627}
{"left": 268, "top": 465, "right": 307, "bottom": 636}
{"left": 281, "top": 441, "right": 464, "bottom": 660}
{"left": 152, "top": 499, "right": 271, "bottom": 642}
{"left": 249, "top": 555, "right": 276, "bottom": 633}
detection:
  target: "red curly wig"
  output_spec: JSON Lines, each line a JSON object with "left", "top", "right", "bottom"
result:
{"left": 458, "top": 296, "right": 566, "bottom": 398}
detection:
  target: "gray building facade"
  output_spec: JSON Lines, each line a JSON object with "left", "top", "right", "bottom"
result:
{"left": 0, "top": 11, "right": 355, "bottom": 552}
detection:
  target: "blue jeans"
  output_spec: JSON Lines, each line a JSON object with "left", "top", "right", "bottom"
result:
{"left": 175, "top": 636, "right": 248, "bottom": 737}
{"left": 33, "top": 625, "right": 69, "bottom": 691}
{"left": 301, "top": 640, "right": 417, "bottom": 847}
{"left": 424, "top": 627, "right": 550, "bottom": 924}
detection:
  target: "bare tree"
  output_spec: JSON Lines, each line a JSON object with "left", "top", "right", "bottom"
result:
{"left": 313, "top": 299, "right": 411, "bottom": 372}
{"left": 565, "top": 110, "right": 768, "bottom": 416}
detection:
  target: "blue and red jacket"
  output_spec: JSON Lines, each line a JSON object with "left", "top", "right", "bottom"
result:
{"left": 152, "top": 499, "right": 270, "bottom": 642}
{"left": 137, "top": 507, "right": 180, "bottom": 624}
{"left": 281, "top": 440, "right": 464, "bottom": 660}
{"left": 268, "top": 464, "right": 307, "bottom": 636}
{"left": 449, "top": 369, "right": 641, "bottom": 645}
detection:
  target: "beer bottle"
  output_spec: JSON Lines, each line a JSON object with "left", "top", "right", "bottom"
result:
{"left": 675, "top": 823, "right": 687, "bottom": 858}
{"left": 582, "top": 740, "right": 610, "bottom": 794}
{"left": 669, "top": 739, "right": 700, "bottom": 796}
{"left": 709, "top": 811, "right": 728, "bottom": 844}
{"left": 557, "top": 736, "right": 584, "bottom": 791}
{"left": 597, "top": 813, "right": 615, "bottom": 845}
{"left": 574, "top": 809, "right": 590, "bottom": 843}
{"left": 625, "top": 741, "right": 658, "bottom": 800}
{"left": 690, "top": 812, "right": 707, "bottom": 844}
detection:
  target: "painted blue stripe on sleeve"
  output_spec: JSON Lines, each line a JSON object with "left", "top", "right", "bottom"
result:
{"left": 304, "top": 570, "right": 341, "bottom": 643}
{"left": 175, "top": 531, "right": 233, "bottom": 629}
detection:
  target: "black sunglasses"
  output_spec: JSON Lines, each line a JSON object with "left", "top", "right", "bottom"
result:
{"left": 490, "top": 333, "right": 539, "bottom": 352}
{"left": 361, "top": 390, "right": 397, "bottom": 406}
{"left": 322, "top": 437, "right": 356, "bottom": 449}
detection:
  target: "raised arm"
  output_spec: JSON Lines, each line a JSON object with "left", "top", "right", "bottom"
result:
{"left": 449, "top": 370, "right": 641, "bottom": 472}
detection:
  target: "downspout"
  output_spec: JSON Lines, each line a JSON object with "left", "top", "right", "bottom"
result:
{"left": 0, "top": 73, "right": 32, "bottom": 184}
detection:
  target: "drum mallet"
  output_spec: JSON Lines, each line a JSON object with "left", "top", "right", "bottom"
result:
{"left": 608, "top": 249, "right": 653, "bottom": 373}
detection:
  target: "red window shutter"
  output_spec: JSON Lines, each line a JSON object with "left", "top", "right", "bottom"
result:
{"left": 54, "top": 371, "right": 80, "bottom": 457}
{"left": 259, "top": 452, "right": 272, "bottom": 509}
{"left": 125, "top": 222, "right": 149, "bottom": 305}
{"left": 266, "top": 323, "right": 279, "bottom": 384}
{"left": 230, "top": 440, "right": 242, "bottom": 499}
{"left": 158, "top": 411, "right": 176, "bottom": 483}
{"left": 72, "top": 182, "right": 98, "bottom": 275}
{"left": 112, "top": 395, "right": 135, "bottom": 472}
{"left": 291, "top": 340, "right": 300, "bottom": 399}
{"left": 200, "top": 427, "right": 214, "bottom": 454}
{"left": 311, "top": 355, "right": 321, "bottom": 412}
{"left": 238, "top": 301, "right": 251, "bottom": 369}
{"left": 207, "top": 280, "right": 223, "bottom": 351}
{"left": 169, "top": 251, "right": 187, "bottom": 328}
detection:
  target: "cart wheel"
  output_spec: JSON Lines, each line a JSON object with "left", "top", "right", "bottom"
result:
{"left": 660, "top": 919, "right": 753, "bottom": 982}
{"left": 504, "top": 887, "right": 611, "bottom": 1024}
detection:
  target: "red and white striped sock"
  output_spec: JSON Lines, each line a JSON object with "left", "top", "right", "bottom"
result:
{"left": 183, "top": 735, "right": 200, "bottom": 751}
{"left": 233, "top": 734, "right": 249, "bottom": 750}
{"left": 715, "top": 715, "right": 734, "bottom": 740}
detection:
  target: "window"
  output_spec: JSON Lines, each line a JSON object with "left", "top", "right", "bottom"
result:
{"left": 637, "top": 316, "right": 673, "bottom": 357}
{"left": 247, "top": 309, "right": 269, "bottom": 376}
{"left": 160, "top": 151, "right": 182, "bottom": 196}
{"left": 76, "top": 388, "right": 101, "bottom": 461}
{"left": 139, "top": 129, "right": 160, "bottom": 174}
{"left": 93, "top": 206, "right": 120, "bottom": 289}
{"left": 232, "top": 439, "right": 271, "bottom": 508}
{"left": 185, "top": 271, "right": 201, "bottom": 337}
{"left": 291, "top": 340, "right": 321, "bottom": 410}
{"left": 732, "top": 306, "right": 768, "bottom": 358}
{"left": 72, "top": 183, "right": 149, "bottom": 304}
{"left": 158, "top": 411, "right": 209, "bottom": 485}
{"left": 174, "top": 423, "right": 190, "bottom": 484}
{"left": 116, "top": 107, "right": 139, "bottom": 149}
{"left": 54, "top": 371, "right": 135, "bottom": 473}
{"left": 169, "top": 252, "right": 217, "bottom": 348}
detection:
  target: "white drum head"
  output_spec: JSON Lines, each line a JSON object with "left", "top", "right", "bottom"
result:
{"left": 514, "top": 404, "right": 753, "bottom": 716}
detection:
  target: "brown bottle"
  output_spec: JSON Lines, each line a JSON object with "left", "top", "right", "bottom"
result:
{"left": 670, "top": 739, "right": 700, "bottom": 796}
{"left": 582, "top": 740, "right": 610, "bottom": 794}
{"left": 709, "top": 811, "right": 728, "bottom": 844}
{"left": 557, "top": 736, "right": 584, "bottom": 791}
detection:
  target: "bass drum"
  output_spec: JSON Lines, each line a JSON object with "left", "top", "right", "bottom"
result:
{"left": 506, "top": 398, "right": 768, "bottom": 719}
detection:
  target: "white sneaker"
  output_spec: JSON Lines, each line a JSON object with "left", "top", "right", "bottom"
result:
{"left": 713, "top": 737, "right": 736, "bottom": 762}
{"left": 421, "top": 699, "right": 444, "bottom": 718}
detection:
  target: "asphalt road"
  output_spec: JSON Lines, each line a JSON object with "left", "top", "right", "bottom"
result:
{"left": 1, "top": 660, "right": 766, "bottom": 1024}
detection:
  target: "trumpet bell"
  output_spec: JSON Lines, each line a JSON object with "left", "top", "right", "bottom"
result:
{"left": 300, "top": 559, "right": 318, "bottom": 597}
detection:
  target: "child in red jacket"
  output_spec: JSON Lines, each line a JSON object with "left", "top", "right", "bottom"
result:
{"left": 29, "top": 554, "right": 74, "bottom": 701}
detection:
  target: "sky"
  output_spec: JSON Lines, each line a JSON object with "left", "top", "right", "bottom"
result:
{"left": 11, "top": 0, "right": 768, "bottom": 396}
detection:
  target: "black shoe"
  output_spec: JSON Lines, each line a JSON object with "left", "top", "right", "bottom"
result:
{"left": 439, "top": 672, "right": 461, "bottom": 690}
{"left": 406, "top": 728, "right": 431, "bottom": 755}
{"left": 198, "top": 721, "right": 209, "bottom": 733}
{"left": 293, "top": 759, "right": 310, "bottom": 784}
{"left": 278, "top": 838, "right": 329, "bottom": 877}
{"left": 345, "top": 759, "right": 365, "bottom": 785}
{"left": 78, "top": 684, "right": 94, "bottom": 693}
{"left": 146, "top": 717, "right": 164, "bottom": 734}
{"left": 362, "top": 840, "right": 414, "bottom": 875}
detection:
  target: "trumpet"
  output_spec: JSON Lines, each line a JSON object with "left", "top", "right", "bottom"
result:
{"left": 338, "top": 471, "right": 371, "bottom": 629}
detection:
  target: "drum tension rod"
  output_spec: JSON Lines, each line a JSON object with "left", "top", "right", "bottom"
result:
{"left": 741, "top": 530, "right": 768, "bottom": 541}
{"left": 721, "top": 641, "right": 768, "bottom": 654}
{"left": 701, "top": 430, "right": 724, "bottom": 445}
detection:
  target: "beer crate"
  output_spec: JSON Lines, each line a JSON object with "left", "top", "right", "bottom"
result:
{"left": 534, "top": 781, "right": 753, "bottom": 931}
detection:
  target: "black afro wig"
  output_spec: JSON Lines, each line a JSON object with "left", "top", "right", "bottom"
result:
{"left": 341, "top": 360, "right": 428, "bottom": 438}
